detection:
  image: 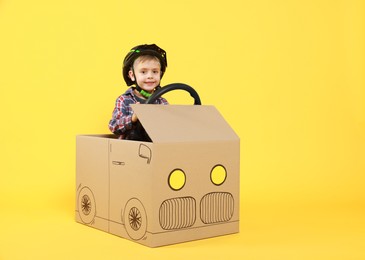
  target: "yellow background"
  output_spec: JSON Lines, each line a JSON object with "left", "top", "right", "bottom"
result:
{"left": 1, "top": 0, "right": 364, "bottom": 259}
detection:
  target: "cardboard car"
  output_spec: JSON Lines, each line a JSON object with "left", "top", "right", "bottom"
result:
{"left": 75, "top": 84, "right": 240, "bottom": 247}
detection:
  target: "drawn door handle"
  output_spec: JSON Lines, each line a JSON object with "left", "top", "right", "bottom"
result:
{"left": 112, "top": 161, "right": 125, "bottom": 166}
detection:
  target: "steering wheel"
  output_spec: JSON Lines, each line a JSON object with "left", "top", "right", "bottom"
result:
{"left": 146, "top": 83, "right": 201, "bottom": 105}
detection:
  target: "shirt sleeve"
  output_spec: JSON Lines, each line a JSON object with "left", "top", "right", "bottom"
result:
{"left": 108, "top": 95, "right": 134, "bottom": 135}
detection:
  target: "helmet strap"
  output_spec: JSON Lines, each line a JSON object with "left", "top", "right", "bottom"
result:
{"left": 131, "top": 67, "right": 139, "bottom": 88}
{"left": 131, "top": 67, "right": 143, "bottom": 92}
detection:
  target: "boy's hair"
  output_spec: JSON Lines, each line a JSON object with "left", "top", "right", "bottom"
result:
{"left": 132, "top": 55, "right": 161, "bottom": 68}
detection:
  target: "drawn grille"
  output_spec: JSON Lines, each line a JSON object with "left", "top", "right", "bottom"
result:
{"left": 200, "top": 192, "right": 234, "bottom": 224}
{"left": 159, "top": 197, "right": 196, "bottom": 230}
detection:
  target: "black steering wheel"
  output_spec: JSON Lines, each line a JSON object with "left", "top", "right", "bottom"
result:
{"left": 146, "top": 83, "right": 201, "bottom": 105}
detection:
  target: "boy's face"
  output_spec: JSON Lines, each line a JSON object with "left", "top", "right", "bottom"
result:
{"left": 128, "top": 56, "right": 162, "bottom": 92}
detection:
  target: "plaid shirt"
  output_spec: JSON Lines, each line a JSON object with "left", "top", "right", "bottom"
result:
{"left": 108, "top": 87, "right": 168, "bottom": 139}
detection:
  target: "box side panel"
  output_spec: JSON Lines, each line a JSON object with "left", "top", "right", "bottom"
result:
{"left": 139, "top": 140, "right": 240, "bottom": 247}
{"left": 75, "top": 136, "right": 110, "bottom": 232}
{"left": 108, "top": 140, "right": 154, "bottom": 241}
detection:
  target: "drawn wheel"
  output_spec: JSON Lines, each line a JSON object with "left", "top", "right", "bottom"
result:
{"left": 77, "top": 187, "right": 96, "bottom": 224}
{"left": 124, "top": 198, "right": 147, "bottom": 240}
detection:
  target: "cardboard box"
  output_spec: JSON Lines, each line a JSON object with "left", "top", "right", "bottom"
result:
{"left": 75, "top": 104, "right": 240, "bottom": 247}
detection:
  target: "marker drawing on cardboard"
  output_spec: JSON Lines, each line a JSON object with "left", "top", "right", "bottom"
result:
{"left": 139, "top": 144, "right": 152, "bottom": 164}
{"left": 75, "top": 83, "right": 240, "bottom": 247}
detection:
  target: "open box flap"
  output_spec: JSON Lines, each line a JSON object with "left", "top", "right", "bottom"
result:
{"left": 131, "top": 104, "right": 239, "bottom": 143}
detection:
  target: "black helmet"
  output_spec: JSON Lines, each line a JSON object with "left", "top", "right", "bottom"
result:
{"left": 122, "top": 44, "right": 167, "bottom": 86}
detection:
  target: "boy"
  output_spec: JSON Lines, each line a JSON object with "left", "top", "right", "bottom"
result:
{"left": 108, "top": 44, "right": 168, "bottom": 140}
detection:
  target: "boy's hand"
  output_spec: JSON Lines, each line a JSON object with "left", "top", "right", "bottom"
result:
{"left": 132, "top": 113, "right": 138, "bottom": 123}
{"left": 132, "top": 102, "right": 140, "bottom": 123}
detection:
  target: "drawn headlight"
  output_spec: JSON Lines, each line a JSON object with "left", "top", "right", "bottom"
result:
{"left": 210, "top": 165, "right": 227, "bottom": 185}
{"left": 168, "top": 169, "right": 186, "bottom": 191}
